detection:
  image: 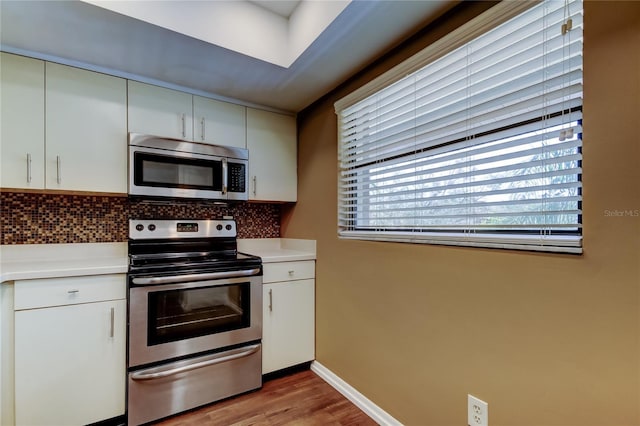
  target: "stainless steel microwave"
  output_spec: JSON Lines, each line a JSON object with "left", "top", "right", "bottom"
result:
{"left": 128, "top": 133, "right": 248, "bottom": 201}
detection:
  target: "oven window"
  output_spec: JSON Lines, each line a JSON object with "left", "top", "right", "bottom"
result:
{"left": 134, "top": 152, "right": 222, "bottom": 190}
{"left": 147, "top": 282, "right": 250, "bottom": 346}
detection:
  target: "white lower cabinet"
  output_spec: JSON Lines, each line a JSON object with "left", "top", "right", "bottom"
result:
{"left": 13, "top": 275, "right": 126, "bottom": 426}
{"left": 262, "top": 261, "right": 315, "bottom": 374}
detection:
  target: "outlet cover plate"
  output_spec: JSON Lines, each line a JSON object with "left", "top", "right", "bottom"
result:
{"left": 468, "top": 394, "right": 488, "bottom": 426}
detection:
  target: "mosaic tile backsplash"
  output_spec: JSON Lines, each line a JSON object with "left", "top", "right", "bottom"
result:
{"left": 0, "top": 192, "right": 281, "bottom": 245}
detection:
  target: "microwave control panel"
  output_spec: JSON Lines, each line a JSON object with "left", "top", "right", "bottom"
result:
{"left": 228, "top": 163, "right": 246, "bottom": 193}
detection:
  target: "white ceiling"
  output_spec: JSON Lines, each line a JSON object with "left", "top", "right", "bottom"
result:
{"left": 81, "top": 0, "right": 351, "bottom": 68}
{"left": 249, "top": 0, "right": 301, "bottom": 18}
{"left": 0, "top": 0, "right": 456, "bottom": 113}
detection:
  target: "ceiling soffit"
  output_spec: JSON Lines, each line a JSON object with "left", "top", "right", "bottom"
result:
{"left": 0, "top": 0, "right": 457, "bottom": 112}
{"left": 82, "top": 0, "right": 350, "bottom": 68}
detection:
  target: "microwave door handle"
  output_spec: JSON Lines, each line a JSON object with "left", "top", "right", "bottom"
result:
{"left": 222, "top": 158, "right": 228, "bottom": 195}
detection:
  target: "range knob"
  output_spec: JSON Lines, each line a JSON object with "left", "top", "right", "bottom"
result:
{"left": 148, "top": 224, "right": 156, "bottom": 231}
{"left": 216, "top": 224, "right": 223, "bottom": 231}
{"left": 225, "top": 224, "right": 232, "bottom": 230}
{"left": 135, "top": 224, "right": 144, "bottom": 232}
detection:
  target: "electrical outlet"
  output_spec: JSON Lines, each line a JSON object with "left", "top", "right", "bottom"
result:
{"left": 468, "top": 394, "right": 488, "bottom": 426}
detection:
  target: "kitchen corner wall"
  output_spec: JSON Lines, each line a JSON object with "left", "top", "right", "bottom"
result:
{"left": 0, "top": 191, "right": 281, "bottom": 244}
{"left": 283, "top": 1, "right": 640, "bottom": 425}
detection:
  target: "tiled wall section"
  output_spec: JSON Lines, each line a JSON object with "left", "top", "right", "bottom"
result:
{"left": 0, "top": 192, "right": 281, "bottom": 244}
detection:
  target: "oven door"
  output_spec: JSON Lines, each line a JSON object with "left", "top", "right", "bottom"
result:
{"left": 128, "top": 273, "right": 262, "bottom": 368}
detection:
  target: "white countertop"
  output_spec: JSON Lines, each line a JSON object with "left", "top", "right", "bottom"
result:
{"left": 0, "top": 242, "right": 128, "bottom": 283}
{"left": 0, "top": 239, "right": 316, "bottom": 282}
{"left": 239, "top": 238, "right": 316, "bottom": 263}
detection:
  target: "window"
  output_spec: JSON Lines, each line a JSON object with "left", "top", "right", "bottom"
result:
{"left": 336, "top": 0, "right": 583, "bottom": 253}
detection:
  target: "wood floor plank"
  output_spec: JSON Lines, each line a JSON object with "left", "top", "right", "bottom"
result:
{"left": 152, "top": 369, "right": 378, "bottom": 426}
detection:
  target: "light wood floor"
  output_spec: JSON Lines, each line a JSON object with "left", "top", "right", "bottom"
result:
{"left": 153, "top": 369, "right": 379, "bottom": 426}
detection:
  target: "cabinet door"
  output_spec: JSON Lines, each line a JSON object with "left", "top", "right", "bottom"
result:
{"left": 193, "top": 96, "right": 246, "bottom": 148}
{"left": 128, "top": 80, "right": 193, "bottom": 140}
{"left": 14, "top": 299, "right": 126, "bottom": 425}
{"left": 263, "top": 279, "right": 315, "bottom": 374}
{"left": 0, "top": 53, "right": 45, "bottom": 189}
{"left": 246, "top": 108, "right": 297, "bottom": 202}
{"left": 45, "top": 63, "right": 127, "bottom": 192}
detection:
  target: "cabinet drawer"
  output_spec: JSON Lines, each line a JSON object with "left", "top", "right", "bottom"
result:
{"left": 14, "top": 274, "right": 126, "bottom": 310}
{"left": 263, "top": 261, "right": 315, "bottom": 283}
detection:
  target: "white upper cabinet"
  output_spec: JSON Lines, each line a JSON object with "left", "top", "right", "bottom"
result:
{"left": 193, "top": 96, "right": 246, "bottom": 148}
{"left": 128, "top": 80, "right": 194, "bottom": 140}
{"left": 46, "top": 63, "right": 127, "bottom": 193}
{"left": 1, "top": 54, "right": 298, "bottom": 200}
{"left": 0, "top": 53, "right": 45, "bottom": 189}
{"left": 246, "top": 108, "right": 297, "bottom": 202}
{"left": 0, "top": 55, "right": 127, "bottom": 193}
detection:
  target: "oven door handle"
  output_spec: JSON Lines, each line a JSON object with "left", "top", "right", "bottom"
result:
{"left": 131, "top": 268, "right": 261, "bottom": 285}
{"left": 130, "top": 344, "right": 261, "bottom": 381}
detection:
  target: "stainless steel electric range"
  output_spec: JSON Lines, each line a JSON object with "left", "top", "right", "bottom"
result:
{"left": 126, "top": 219, "right": 262, "bottom": 425}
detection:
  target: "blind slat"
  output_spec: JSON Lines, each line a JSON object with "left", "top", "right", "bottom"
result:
{"left": 341, "top": 84, "right": 582, "bottom": 165}
{"left": 341, "top": 112, "right": 582, "bottom": 174}
{"left": 339, "top": 180, "right": 582, "bottom": 206}
{"left": 341, "top": 97, "right": 583, "bottom": 168}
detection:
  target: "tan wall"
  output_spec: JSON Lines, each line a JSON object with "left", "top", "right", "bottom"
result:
{"left": 282, "top": 1, "right": 640, "bottom": 425}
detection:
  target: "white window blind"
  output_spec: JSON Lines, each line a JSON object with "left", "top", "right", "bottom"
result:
{"left": 336, "top": 0, "right": 583, "bottom": 253}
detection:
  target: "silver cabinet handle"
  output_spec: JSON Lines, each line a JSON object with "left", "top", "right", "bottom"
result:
{"left": 130, "top": 344, "right": 260, "bottom": 381}
{"left": 268, "top": 288, "right": 273, "bottom": 312}
{"left": 200, "top": 117, "right": 205, "bottom": 141}
{"left": 252, "top": 176, "right": 257, "bottom": 196}
{"left": 56, "top": 155, "right": 61, "bottom": 184}
{"left": 181, "top": 113, "right": 186, "bottom": 138}
{"left": 222, "top": 158, "right": 228, "bottom": 195}
{"left": 131, "top": 267, "right": 261, "bottom": 285}
{"left": 67, "top": 289, "right": 79, "bottom": 294}
{"left": 26, "top": 153, "right": 32, "bottom": 183}
{"left": 109, "top": 307, "right": 115, "bottom": 338}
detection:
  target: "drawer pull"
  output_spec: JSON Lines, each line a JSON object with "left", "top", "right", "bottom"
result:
{"left": 109, "top": 307, "right": 115, "bottom": 338}
{"left": 131, "top": 344, "right": 261, "bottom": 381}
{"left": 67, "top": 289, "right": 79, "bottom": 294}
{"left": 56, "top": 155, "right": 62, "bottom": 184}
{"left": 26, "top": 153, "right": 32, "bottom": 183}
{"left": 288, "top": 270, "right": 295, "bottom": 276}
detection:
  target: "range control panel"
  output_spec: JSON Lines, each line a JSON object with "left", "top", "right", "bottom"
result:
{"left": 129, "top": 219, "right": 236, "bottom": 239}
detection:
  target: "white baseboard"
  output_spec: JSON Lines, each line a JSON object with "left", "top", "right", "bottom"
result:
{"left": 310, "top": 361, "right": 403, "bottom": 426}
